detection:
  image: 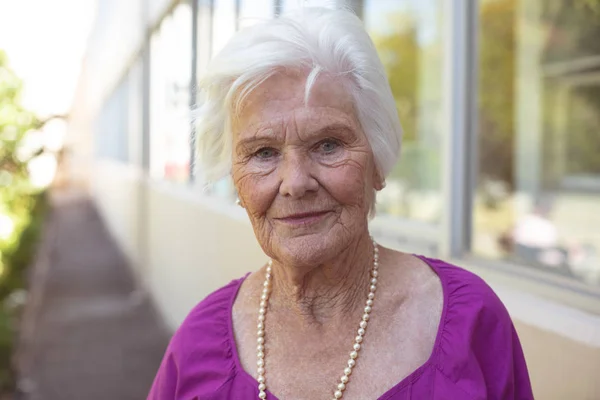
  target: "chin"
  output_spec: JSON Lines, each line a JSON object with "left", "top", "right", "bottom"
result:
{"left": 275, "top": 233, "right": 339, "bottom": 267}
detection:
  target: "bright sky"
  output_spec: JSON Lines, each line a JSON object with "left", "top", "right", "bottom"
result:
{"left": 0, "top": 0, "right": 96, "bottom": 118}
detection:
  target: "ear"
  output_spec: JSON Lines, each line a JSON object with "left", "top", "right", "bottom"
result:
{"left": 372, "top": 167, "right": 385, "bottom": 191}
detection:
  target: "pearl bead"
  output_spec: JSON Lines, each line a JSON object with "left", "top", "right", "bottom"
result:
{"left": 256, "top": 243, "right": 381, "bottom": 399}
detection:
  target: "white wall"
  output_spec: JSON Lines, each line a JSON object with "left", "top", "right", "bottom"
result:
{"left": 93, "top": 160, "right": 267, "bottom": 327}
{"left": 91, "top": 160, "right": 600, "bottom": 399}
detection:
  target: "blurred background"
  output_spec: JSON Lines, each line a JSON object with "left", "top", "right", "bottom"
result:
{"left": 1, "top": 0, "right": 599, "bottom": 399}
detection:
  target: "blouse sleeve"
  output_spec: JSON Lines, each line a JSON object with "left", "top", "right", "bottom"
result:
{"left": 469, "top": 299, "right": 534, "bottom": 399}
{"left": 434, "top": 260, "right": 534, "bottom": 399}
{"left": 147, "top": 342, "right": 179, "bottom": 400}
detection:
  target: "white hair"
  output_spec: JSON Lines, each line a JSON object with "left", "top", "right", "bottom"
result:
{"left": 193, "top": 6, "right": 402, "bottom": 184}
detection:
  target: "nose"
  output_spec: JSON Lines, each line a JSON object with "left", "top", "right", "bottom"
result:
{"left": 278, "top": 152, "right": 319, "bottom": 199}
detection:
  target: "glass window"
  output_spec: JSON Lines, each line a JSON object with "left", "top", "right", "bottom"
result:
{"left": 197, "top": 0, "right": 212, "bottom": 73}
{"left": 239, "top": 0, "right": 274, "bottom": 28}
{"left": 193, "top": 0, "right": 239, "bottom": 199}
{"left": 95, "top": 78, "right": 129, "bottom": 162}
{"left": 474, "top": 0, "right": 600, "bottom": 286}
{"left": 149, "top": 2, "right": 193, "bottom": 183}
{"left": 362, "top": 0, "right": 444, "bottom": 223}
{"left": 127, "top": 58, "right": 144, "bottom": 167}
{"left": 280, "top": 0, "right": 336, "bottom": 15}
{"left": 212, "top": 0, "right": 236, "bottom": 55}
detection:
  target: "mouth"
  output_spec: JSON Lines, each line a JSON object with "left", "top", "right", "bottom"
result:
{"left": 275, "top": 211, "right": 332, "bottom": 226}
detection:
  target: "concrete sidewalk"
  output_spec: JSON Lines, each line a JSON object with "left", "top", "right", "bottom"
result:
{"left": 16, "top": 190, "right": 170, "bottom": 400}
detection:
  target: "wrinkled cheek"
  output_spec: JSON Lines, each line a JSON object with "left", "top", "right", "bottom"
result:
{"left": 233, "top": 169, "right": 277, "bottom": 223}
{"left": 327, "top": 162, "right": 370, "bottom": 212}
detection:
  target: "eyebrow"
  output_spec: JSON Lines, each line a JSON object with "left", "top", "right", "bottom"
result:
{"left": 235, "top": 123, "right": 357, "bottom": 152}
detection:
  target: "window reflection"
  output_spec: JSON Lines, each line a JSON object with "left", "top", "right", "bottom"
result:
{"left": 474, "top": 0, "right": 600, "bottom": 286}
{"left": 212, "top": 0, "right": 236, "bottom": 55}
{"left": 239, "top": 0, "right": 274, "bottom": 28}
{"left": 149, "top": 3, "right": 192, "bottom": 183}
{"left": 280, "top": 0, "right": 336, "bottom": 14}
{"left": 362, "top": 0, "right": 443, "bottom": 223}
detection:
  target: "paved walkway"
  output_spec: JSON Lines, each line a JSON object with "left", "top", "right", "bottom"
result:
{"left": 16, "top": 190, "right": 170, "bottom": 400}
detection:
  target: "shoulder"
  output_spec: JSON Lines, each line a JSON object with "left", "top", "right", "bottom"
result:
{"left": 420, "top": 256, "right": 513, "bottom": 347}
{"left": 170, "top": 275, "right": 245, "bottom": 359}
{"left": 418, "top": 257, "right": 533, "bottom": 399}
{"left": 418, "top": 256, "right": 509, "bottom": 323}
{"left": 148, "top": 276, "right": 247, "bottom": 399}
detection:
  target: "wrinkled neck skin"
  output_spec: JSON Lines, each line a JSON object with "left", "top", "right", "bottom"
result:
{"left": 267, "top": 230, "right": 374, "bottom": 326}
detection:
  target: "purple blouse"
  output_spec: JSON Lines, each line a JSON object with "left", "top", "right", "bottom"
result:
{"left": 148, "top": 256, "right": 534, "bottom": 399}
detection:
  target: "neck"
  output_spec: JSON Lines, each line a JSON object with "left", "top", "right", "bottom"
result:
{"left": 268, "top": 233, "right": 374, "bottom": 325}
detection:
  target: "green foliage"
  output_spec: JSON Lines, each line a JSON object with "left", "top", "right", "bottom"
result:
{"left": 0, "top": 49, "right": 49, "bottom": 394}
{"left": 478, "top": 0, "right": 600, "bottom": 190}
{"left": 370, "top": 12, "right": 442, "bottom": 192}
{"left": 478, "top": 0, "right": 517, "bottom": 187}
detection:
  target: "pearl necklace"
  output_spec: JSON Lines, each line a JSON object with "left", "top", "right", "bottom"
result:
{"left": 256, "top": 238, "right": 380, "bottom": 400}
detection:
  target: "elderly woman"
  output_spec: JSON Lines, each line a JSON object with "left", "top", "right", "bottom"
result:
{"left": 149, "top": 7, "right": 533, "bottom": 400}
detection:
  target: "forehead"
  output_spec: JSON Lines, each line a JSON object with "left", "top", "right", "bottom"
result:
{"left": 234, "top": 70, "right": 358, "bottom": 135}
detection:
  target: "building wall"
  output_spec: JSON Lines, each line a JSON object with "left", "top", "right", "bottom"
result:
{"left": 90, "top": 160, "right": 600, "bottom": 399}
{"left": 70, "top": 0, "right": 600, "bottom": 398}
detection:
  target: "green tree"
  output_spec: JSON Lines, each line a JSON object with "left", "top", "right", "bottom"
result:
{"left": 477, "top": 0, "right": 600, "bottom": 191}
{"left": 0, "top": 49, "right": 48, "bottom": 393}
{"left": 478, "top": 0, "right": 517, "bottom": 188}
{"left": 370, "top": 12, "right": 442, "bottom": 197}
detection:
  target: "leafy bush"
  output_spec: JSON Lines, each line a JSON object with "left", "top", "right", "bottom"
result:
{"left": 0, "top": 49, "right": 50, "bottom": 393}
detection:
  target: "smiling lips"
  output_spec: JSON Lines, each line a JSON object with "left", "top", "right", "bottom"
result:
{"left": 275, "top": 210, "right": 332, "bottom": 225}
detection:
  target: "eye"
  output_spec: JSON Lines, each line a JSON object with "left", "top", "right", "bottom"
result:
{"left": 254, "top": 147, "right": 278, "bottom": 160}
{"left": 318, "top": 139, "right": 340, "bottom": 154}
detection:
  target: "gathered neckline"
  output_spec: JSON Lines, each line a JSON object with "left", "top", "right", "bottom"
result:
{"left": 224, "top": 254, "right": 451, "bottom": 400}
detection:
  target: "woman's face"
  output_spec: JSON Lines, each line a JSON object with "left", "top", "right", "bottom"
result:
{"left": 232, "top": 70, "right": 382, "bottom": 267}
